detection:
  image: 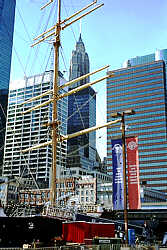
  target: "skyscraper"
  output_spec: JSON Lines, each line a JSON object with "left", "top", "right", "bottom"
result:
{"left": 69, "top": 34, "right": 90, "bottom": 90}
{"left": 123, "top": 49, "right": 167, "bottom": 69}
{"left": 107, "top": 59, "right": 167, "bottom": 193}
{"left": 3, "top": 70, "right": 68, "bottom": 188}
{"left": 67, "top": 34, "right": 97, "bottom": 171}
{"left": 0, "top": 0, "right": 16, "bottom": 171}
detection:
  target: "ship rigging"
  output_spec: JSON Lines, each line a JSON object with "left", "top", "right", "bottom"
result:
{"left": 20, "top": 0, "right": 121, "bottom": 208}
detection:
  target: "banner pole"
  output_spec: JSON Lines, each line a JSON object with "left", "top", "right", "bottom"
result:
{"left": 122, "top": 113, "right": 128, "bottom": 245}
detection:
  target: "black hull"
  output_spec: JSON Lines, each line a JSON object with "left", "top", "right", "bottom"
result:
{"left": 0, "top": 216, "right": 63, "bottom": 247}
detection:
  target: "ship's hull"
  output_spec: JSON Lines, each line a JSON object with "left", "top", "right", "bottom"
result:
{"left": 0, "top": 215, "right": 63, "bottom": 247}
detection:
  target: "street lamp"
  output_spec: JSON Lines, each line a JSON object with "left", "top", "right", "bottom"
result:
{"left": 110, "top": 109, "right": 135, "bottom": 245}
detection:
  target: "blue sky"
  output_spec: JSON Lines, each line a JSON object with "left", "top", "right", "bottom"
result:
{"left": 10, "top": 0, "right": 167, "bottom": 159}
{"left": 11, "top": 0, "right": 167, "bottom": 77}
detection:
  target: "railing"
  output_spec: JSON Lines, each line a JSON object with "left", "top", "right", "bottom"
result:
{"left": 0, "top": 244, "right": 162, "bottom": 250}
{"left": 9, "top": 206, "right": 36, "bottom": 217}
{"left": 78, "top": 204, "right": 99, "bottom": 213}
{"left": 42, "top": 205, "right": 75, "bottom": 220}
{"left": 8, "top": 203, "right": 100, "bottom": 218}
{"left": 42, "top": 203, "right": 102, "bottom": 219}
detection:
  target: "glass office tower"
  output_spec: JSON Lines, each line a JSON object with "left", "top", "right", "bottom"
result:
{"left": 107, "top": 60, "right": 167, "bottom": 193}
{"left": 124, "top": 48, "right": 167, "bottom": 80}
{"left": 0, "top": 0, "right": 16, "bottom": 170}
{"left": 3, "top": 71, "right": 67, "bottom": 188}
{"left": 67, "top": 34, "right": 96, "bottom": 170}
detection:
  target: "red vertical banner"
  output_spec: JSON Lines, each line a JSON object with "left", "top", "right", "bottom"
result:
{"left": 126, "top": 137, "right": 141, "bottom": 209}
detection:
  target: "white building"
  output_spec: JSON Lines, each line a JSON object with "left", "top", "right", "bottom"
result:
{"left": 3, "top": 70, "right": 68, "bottom": 188}
{"left": 76, "top": 176, "right": 97, "bottom": 206}
{"left": 97, "top": 182, "right": 113, "bottom": 209}
{"left": 61, "top": 166, "right": 112, "bottom": 183}
{"left": 73, "top": 176, "right": 113, "bottom": 210}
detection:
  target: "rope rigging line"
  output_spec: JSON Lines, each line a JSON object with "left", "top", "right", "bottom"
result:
{"left": 62, "top": 0, "right": 77, "bottom": 43}
{"left": 60, "top": 45, "right": 69, "bottom": 74}
{"left": 18, "top": 2, "right": 45, "bottom": 75}
{"left": 4, "top": 16, "right": 28, "bottom": 77}
{"left": 1, "top": 47, "right": 66, "bottom": 190}
{"left": 56, "top": 88, "right": 106, "bottom": 164}
{"left": 62, "top": 91, "right": 97, "bottom": 126}
{"left": 2, "top": 101, "right": 54, "bottom": 190}
{"left": 1, "top": 91, "right": 53, "bottom": 192}
{"left": 12, "top": 4, "right": 34, "bottom": 77}
{"left": 3, "top": 117, "right": 39, "bottom": 188}
{"left": 2, "top": 63, "right": 55, "bottom": 188}
{"left": 75, "top": 94, "right": 87, "bottom": 130}
{"left": 3, "top": 130, "right": 40, "bottom": 191}
{"left": 16, "top": 7, "right": 32, "bottom": 42}
{"left": 13, "top": 1, "right": 56, "bottom": 79}
{"left": 28, "top": 0, "right": 58, "bottom": 76}
{"left": 3, "top": 0, "right": 108, "bottom": 201}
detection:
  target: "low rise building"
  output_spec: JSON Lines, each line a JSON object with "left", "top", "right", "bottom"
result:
{"left": 97, "top": 182, "right": 113, "bottom": 209}
{"left": 61, "top": 166, "right": 112, "bottom": 183}
{"left": 0, "top": 177, "right": 18, "bottom": 206}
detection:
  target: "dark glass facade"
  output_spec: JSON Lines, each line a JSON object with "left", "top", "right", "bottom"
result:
{"left": 107, "top": 60, "right": 167, "bottom": 193}
{"left": 68, "top": 88, "right": 96, "bottom": 168}
{"left": 0, "top": 0, "right": 16, "bottom": 170}
{"left": 67, "top": 35, "right": 96, "bottom": 170}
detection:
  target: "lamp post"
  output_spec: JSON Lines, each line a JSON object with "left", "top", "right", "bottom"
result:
{"left": 110, "top": 109, "right": 135, "bottom": 245}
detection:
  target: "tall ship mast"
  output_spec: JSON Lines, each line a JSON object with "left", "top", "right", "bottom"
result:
{"left": 20, "top": 0, "right": 121, "bottom": 207}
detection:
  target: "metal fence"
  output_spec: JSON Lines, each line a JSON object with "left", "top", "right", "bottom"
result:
{"left": 0, "top": 244, "right": 163, "bottom": 250}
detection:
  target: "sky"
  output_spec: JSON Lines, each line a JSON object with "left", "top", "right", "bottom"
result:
{"left": 10, "top": 0, "right": 167, "bottom": 159}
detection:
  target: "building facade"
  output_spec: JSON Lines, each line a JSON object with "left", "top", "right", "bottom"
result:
{"left": 140, "top": 186, "right": 167, "bottom": 203}
{"left": 69, "top": 34, "right": 90, "bottom": 89}
{"left": 97, "top": 182, "right": 113, "bottom": 209}
{"left": 67, "top": 34, "right": 97, "bottom": 170}
{"left": 0, "top": 176, "right": 18, "bottom": 206}
{"left": 0, "top": 0, "right": 16, "bottom": 171}
{"left": 18, "top": 176, "right": 111, "bottom": 208}
{"left": 123, "top": 49, "right": 167, "bottom": 70}
{"left": 107, "top": 60, "right": 167, "bottom": 193}
{"left": 3, "top": 70, "right": 68, "bottom": 188}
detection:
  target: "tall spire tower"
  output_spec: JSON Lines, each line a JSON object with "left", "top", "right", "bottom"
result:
{"left": 67, "top": 34, "right": 97, "bottom": 171}
{"left": 69, "top": 34, "right": 90, "bottom": 89}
